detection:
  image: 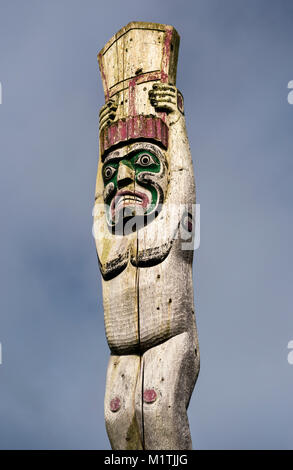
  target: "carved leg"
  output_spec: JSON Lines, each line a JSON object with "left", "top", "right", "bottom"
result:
{"left": 104, "top": 354, "right": 143, "bottom": 450}
{"left": 139, "top": 332, "right": 199, "bottom": 450}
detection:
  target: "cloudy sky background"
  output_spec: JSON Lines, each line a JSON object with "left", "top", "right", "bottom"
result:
{"left": 0, "top": 0, "right": 293, "bottom": 449}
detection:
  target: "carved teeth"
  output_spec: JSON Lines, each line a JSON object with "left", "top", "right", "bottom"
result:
{"left": 116, "top": 195, "right": 143, "bottom": 209}
{"left": 109, "top": 190, "right": 151, "bottom": 221}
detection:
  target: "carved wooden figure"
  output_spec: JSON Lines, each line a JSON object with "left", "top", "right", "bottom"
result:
{"left": 93, "top": 22, "right": 200, "bottom": 450}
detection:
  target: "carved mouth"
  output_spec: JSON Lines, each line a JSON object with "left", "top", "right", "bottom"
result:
{"left": 111, "top": 190, "right": 150, "bottom": 220}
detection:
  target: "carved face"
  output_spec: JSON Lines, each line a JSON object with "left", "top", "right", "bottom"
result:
{"left": 102, "top": 142, "right": 168, "bottom": 232}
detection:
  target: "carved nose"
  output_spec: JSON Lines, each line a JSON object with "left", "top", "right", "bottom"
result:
{"left": 117, "top": 162, "right": 135, "bottom": 189}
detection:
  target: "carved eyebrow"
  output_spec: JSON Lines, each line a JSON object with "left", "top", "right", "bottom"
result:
{"left": 103, "top": 157, "right": 121, "bottom": 165}
{"left": 103, "top": 160, "right": 118, "bottom": 166}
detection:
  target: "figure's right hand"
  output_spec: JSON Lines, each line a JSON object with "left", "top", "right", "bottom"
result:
{"left": 99, "top": 97, "right": 118, "bottom": 132}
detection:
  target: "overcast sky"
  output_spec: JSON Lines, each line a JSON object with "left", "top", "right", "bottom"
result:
{"left": 0, "top": 0, "right": 293, "bottom": 449}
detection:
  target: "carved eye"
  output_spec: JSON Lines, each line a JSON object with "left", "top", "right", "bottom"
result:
{"left": 135, "top": 153, "right": 156, "bottom": 167}
{"left": 103, "top": 165, "right": 116, "bottom": 180}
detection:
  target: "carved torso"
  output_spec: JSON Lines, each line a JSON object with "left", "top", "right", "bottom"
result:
{"left": 93, "top": 22, "right": 197, "bottom": 354}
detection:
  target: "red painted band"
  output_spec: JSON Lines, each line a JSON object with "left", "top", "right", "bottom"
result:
{"left": 100, "top": 115, "right": 168, "bottom": 157}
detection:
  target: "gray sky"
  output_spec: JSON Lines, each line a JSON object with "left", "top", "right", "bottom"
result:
{"left": 0, "top": 0, "right": 293, "bottom": 449}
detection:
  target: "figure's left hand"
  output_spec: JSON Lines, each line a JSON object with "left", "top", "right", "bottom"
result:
{"left": 148, "top": 84, "right": 184, "bottom": 123}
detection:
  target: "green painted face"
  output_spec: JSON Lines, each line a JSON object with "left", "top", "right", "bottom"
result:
{"left": 102, "top": 144, "right": 168, "bottom": 231}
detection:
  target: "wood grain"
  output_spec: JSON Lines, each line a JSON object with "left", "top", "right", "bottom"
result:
{"left": 94, "top": 21, "right": 200, "bottom": 449}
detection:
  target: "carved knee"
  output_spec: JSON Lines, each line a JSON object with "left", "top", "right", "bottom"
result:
{"left": 105, "top": 394, "right": 143, "bottom": 450}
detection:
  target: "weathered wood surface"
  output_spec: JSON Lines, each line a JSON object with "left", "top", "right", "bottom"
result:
{"left": 93, "top": 22, "right": 199, "bottom": 450}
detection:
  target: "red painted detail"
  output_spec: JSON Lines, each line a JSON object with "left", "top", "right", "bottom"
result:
{"left": 159, "top": 27, "right": 173, "bottom": 123}
{"left": 109, "top": 123, "right": 118, "bottom": 146}
{"left": 108, "top": 71, "right": 162, "bottom": 99}
{"left": 110, "top": 397, "right": 121, "bottom": 412}
{"left": 161, "top": 28, "right": 173, "bottom": 84}
{"left": 98, "top": 52, "right": 110, "bottom": 101}
{"left": 188, "top": 220, "right": 193, "bottom": 233}
{"left": 118, "top": 119, "right": 127, "bottom": 141}
{"left": 111, "top": 189, "right": 150, "bottom": 218}
{"left": 143, "top": 389, "right": 157, "bottom": 403}
{"left": 146, "top": 116, "right": 155, "bottom": 138}
{"left": 158, "top": 111, "right": 166, "bottom": 124}
{"left": 135, "top": 71, "right": 161, "bottom": 85}
{"left": 128, "top": 78, "right": 136, "bottom": 117}
{"left": 100, "top": 116, "right": 168, "bottom": 157}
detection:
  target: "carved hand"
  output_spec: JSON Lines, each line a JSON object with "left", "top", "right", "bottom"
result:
{"left": 99, "top": 97, "right": 118, "bottom": 132}
{"left": 148, "top": 83, "right": 184, "bottom": 124}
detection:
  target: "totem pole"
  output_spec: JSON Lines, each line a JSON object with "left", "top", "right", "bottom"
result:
{"left": 93, "top": 22, "right": 199, "bottom": 450}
